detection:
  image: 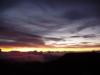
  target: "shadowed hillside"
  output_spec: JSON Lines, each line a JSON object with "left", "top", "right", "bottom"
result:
{"left": 0, "top": 51, "right": 100, "bottom": 74}
{"left": 45, "top": 51, "right": 100, "bottom": 74}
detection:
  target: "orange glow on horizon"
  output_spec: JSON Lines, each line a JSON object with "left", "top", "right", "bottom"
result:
{"left": 1, "top": 47, "right": 100, "bottom": 52}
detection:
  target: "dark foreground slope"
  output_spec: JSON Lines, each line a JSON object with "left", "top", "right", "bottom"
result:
{"left": 45, "top": 52, "right": 100, "bottom": 74}
{"left": 0, "top": 52, "right": 100, "bottom": 75}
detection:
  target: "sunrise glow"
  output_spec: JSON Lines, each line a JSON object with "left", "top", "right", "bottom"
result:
{"left": 1, "top": 47, "right": 100, "bottom": 52}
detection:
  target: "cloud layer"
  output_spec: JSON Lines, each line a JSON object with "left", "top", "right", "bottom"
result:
{"left": 0, "top": 0, "right": 100, "bottom": 47}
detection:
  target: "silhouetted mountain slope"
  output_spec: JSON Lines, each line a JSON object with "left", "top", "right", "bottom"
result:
{"left": 0, "top": 52, "right": 100, "bottom": 74}
{"left": 44, "top": 52, "right": 100, "bottom": 74}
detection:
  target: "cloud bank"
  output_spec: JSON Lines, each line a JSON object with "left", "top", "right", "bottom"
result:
{"left": 0, "top": 0, "right": 100, "bottom": 47}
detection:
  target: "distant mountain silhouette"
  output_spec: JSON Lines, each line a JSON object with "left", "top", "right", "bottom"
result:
{"left": 0, "top": 51, "right": 64, "bottom": 62}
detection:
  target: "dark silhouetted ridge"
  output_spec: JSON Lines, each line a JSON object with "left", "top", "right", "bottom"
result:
{"left": 0, "top": 51, "right": 100, "bottom": 74}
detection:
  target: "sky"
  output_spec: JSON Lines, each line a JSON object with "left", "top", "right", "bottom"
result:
{"left": 0, "top": 0, "right": 100, "bottom": 51}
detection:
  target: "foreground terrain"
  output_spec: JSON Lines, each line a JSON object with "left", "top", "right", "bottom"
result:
{"left": 0, "top": 51, "right": 100, "bottom": 74}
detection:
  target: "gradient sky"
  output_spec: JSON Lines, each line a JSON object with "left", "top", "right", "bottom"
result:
{"left": 0, "top": 0, "right": 100, "bottom": 51}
